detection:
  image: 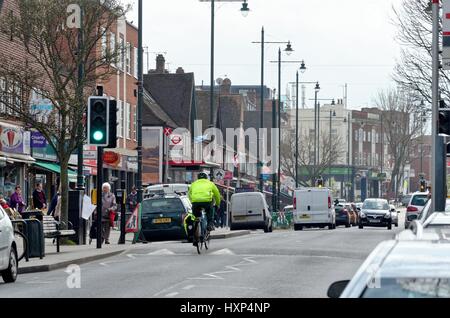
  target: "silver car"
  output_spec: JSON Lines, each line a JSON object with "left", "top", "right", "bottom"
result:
{"left": 0, "top": 206, "right": 18, "bottom": 283}
{"left": 328, "top": 238, "right": 450, "bottom": 298}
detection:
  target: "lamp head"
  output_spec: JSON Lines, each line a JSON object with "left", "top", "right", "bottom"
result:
{"left": 285, "top": 41, "right": 294, "bottom": 56}
{"left": 240, "top": 1, "right": 250, "bottom": 17}
{"left": 299, "top": 60, "right": 306, "bottom": 73}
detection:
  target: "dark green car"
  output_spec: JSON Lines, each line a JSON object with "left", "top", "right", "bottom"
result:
{"left": 141, "top": 195, "right": 192, "bottom": 241}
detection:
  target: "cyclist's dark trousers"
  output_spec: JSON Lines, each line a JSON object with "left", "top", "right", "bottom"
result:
{"left": 192, "top": 202, "right": 214, "bottom": 226}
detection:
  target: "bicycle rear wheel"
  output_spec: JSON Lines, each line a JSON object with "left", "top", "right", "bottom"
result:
{"left": 194, "top": 221, "right": 201, "bottom": 254}
{"left": 14, "top": 231, "right": 27, "bottom": 262}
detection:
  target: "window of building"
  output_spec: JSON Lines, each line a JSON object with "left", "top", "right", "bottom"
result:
{"left": 368, "top": 131, "right": 371, "bottom": 143}
{"left": 0, "top": 77, "right": 6, "bottom": 113}
{"left": 101, "top": 28, "right": 107, "bottom": 58}
{"left": 126, "top": 42, "right": 131, "bottom": 74}
{"left": 119, "top": 37, "right": 124, "bottom": 70}
{"left": 133, "top": 105, "right": 137, "bottom": 140}
{"left": 110, "top": 32, "right": 116, "bottom": 67}
{"left": 133, "top": 47, "right": 138, "bottom": 78}
{"left": 125, "top": 102, "right": 130, "bottom": 139}
{"left": 355, "top": 130, "right": 358, "bottom": 141}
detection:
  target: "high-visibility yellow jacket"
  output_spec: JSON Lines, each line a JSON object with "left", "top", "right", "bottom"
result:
{"left": 188, "top": 179, "right": 221, "bottom": 205}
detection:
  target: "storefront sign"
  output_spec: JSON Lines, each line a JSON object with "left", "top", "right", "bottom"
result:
{"left": 103, "top": 151, "right": 120, "bottom": 165}
{"left": 31, "top": 132, "right": 47, "bottom": 148}
{"left": 0, "top": 124, "right": 30, "bottom": 155}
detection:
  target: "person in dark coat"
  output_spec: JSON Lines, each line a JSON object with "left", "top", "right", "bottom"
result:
{"left": 32, "top": 183, "right": 47, "bottom": 210}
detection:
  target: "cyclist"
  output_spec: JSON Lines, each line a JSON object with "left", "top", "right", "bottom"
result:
{"left": 188, "top": 172, "right": 221, "bottom": 232}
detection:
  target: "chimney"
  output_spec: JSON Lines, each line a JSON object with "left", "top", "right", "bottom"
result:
{"left": 156, "top": 54, "right": 165, "bottom": 74}
{"left": 176, "top": 67, "right": 185, "bottom": 74}
{"left": 220, "top": 78, "right": 232, "bottom": 95}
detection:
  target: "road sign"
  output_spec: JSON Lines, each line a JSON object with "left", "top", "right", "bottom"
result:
{"left": 261, "top": 174, "right": 271, "bottom": 181}
{"left": 224, "top": 171, "right": 233, "bottom": 180}
{"left": 214, "top": 169, "right": 225, "bottom": 180}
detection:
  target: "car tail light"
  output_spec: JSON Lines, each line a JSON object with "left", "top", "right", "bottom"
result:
{"left": 293, "top": 197, "right": 297, "bottom": 209}
{"left": 328, "top": 196, "right": 331, "bottom": 209}
{"left": 407, "top": 206, "right": 418, "bottom": 212}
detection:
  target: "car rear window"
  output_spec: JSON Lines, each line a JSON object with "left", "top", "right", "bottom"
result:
{"left": 411, "top": 195, "right": 428, "bottom": 206}
{"left": 362, "top": 200, "right": 389, "bottom": 210}
{"left": 142, "top": 198, "right": 185, "bottom": 214}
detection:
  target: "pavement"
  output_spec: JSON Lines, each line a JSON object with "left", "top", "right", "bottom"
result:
{"left": 1, "top": 209, "right": 407, "bottom": 297}
{"left": 17, "top": 227, "right": 251, "bottom": 274}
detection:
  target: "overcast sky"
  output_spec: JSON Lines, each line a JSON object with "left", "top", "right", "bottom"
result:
{"left": 125, "top": 0, "right": 403, "bottom": 110}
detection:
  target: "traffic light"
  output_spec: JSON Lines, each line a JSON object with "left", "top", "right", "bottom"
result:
{"left": 419, "top": 179, "right": 426, "bottom": 192}
{"left": 106, "top": 100, "right": 117, "bottom": 149}
{"left": 87, "top": 96, "right": 109, "bottom": 146}
{"left": 438, "top": 100, "right": 450, "bottom": 136}
{"left": 317, "top": 176, "right": 323, "bottom": 188}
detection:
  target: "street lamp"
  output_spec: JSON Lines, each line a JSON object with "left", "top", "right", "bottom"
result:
{"left": 199, "top": 0, "right": 250, "bottom": 127}
{"left": 328, "top": 109, "right": 336, "bottom": 186}
{"left": 314, "top": 82, "right": 320, "bottom": 184}
{"left": 295, "top": 62, "right": 307, "bottom": 188}
{"left": 252, "top": 31, "right": 294, "bottom": 195}
{"left": 344, "top": 113, "right": 351, "bottom": 201}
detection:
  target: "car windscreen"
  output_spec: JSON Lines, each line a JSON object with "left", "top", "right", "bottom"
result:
{"left": 411, "top": 195, "right": 428, "bottom": 206}
{"left": 362, "top": 201, "right": 389, "bottom": 210}
{"left": 142, "top": 198, "right": 185, "bottom": 214}
{"left": 362, "top": 278, "right": 450, "bottom": 298}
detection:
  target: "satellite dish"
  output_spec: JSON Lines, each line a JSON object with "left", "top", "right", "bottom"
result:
{"left": 216, "top": 78, "right": 223, "bottom": 85}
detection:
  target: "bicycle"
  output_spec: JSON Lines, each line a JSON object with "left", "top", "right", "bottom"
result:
{"left": 192, "top": 208, "right": 211, "bottom": 255}
{"left": 13, "top": 230, "right": 28, "bottom": 262}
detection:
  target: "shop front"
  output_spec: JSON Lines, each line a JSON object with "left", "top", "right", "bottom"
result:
{"left": 0, "top": 121, "right": 34, "bottom": 202}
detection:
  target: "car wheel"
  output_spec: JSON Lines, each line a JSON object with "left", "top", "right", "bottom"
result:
{"left": 328, "top": 223, "right": 334, "bottom": 230}
{"left": 359, "top": 224, "right": 363, "bottom": 229}
{"left": 345, "top": 221, "right": 351, "bottom": 228}
{"left": 2, "top": 246, "right": 18, "bottom": 283}
{"left": 294, "top": 224, "right": 303, "bottom": 231}
{"left": 230, "top": 223, "right": 237, "bottom": 231}
{"left": 395, "top": 222, "right": 398, "bottom": 227}
{"left": 387, "top": 223, "right": 392, "bottom": 230}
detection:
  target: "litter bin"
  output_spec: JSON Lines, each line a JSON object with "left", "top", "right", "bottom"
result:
{"left": 21, "top": 210, "right": 44, "bottom": 222}
{"left": 22, "top": 219, "right": 45, "bottom": 259}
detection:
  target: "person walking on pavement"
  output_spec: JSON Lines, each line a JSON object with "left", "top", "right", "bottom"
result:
{"left": 32, "top": 182, "right": 47, "bottom": 210}
{"left": 220, "top": 199, "right": 227, "bottom": 228}
{"left": 126, "top": 186, "right": 138, "bottom": 212}
{"left": 9, "top": 185, "right": 26, "bottom": 215}
{"left": 188, "top": 172, "right": 221, "bottom": 232}
{"left": 99, "top": 182, "right": 117, "bottom": 244}
{"left": 48, "top": 186, "right": 60, "bottom": 217}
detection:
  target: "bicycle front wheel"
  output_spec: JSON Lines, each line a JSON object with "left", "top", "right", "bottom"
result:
{"left": 14, "top": 231, "right": 27, "bottom": 262}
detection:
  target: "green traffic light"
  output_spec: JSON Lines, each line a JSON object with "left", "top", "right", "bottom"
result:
{"left": 93, "top": 130, "right": 104, "bottom": 141}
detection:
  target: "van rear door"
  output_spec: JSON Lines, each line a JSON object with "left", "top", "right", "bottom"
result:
{"left": 246, "top": 194, "right": 265, "bottom": 223}
{"left": 295, "top": 189, "right": 313, "bottom": 222}
{"left": 231, "top": 194, "right": 248, "bottom": 225}
{"left": 311, "top": 189, "right": 330, "bottom": 222}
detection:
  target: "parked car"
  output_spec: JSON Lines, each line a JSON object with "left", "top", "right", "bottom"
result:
{"left": 389, "top": 204, "right": 399, "bottom": 227}
{"left": 0, "top": 206, "right": 18, "bottom": 283}
{"left": 416, "top": 199, "right": 450, "bottom": 226}
{"left": 327, "top": 238, "right": 450, "bottom": 298}
{"left": 140, "top": 195, "right": 192, "bottom": 241}
{"left": 405, "top": 192, "right": 429, "bottom": 229}
{"left": 355, "top": 202, "right": 363, "bottom": 211}
{"left": 401, "top": 194, "right": 412, "bottom": 207}
{"left": 144, "top": 184, "right": 190, "bottom": 198}
{"left": 229, "top": 192, "right": 272, "bottom": 232}
{"left": 335, "top": 203, "right": 352, "bottom": 227}
{"left": 292, "top": 187, "right": 336, "bottom": 230}
{"left": 358, "top": 198, "right": 393, "bottom": 230}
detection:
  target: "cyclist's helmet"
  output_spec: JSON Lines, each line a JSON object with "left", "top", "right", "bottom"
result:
{"left": 198, "top": 172, "right": 208, "bottom": 180}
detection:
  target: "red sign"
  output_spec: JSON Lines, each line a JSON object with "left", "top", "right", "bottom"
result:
{"left": 164, "top": 127, "right": 173, "bottom": 136}
{"left": 170, "top": 135, "right": 182, "bottom": 145}
{"left": 224, "top": 171, "right": 233, "bottom": 180}
{"left": 103, "top": 151, "right": 120, "bottom": 165}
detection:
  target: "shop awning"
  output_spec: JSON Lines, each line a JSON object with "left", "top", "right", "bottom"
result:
{"left": 0, "top": 151, "right": 35, "bottom": 164}
{"left": 33, "top": 161, "right": 78, "bottom": 182}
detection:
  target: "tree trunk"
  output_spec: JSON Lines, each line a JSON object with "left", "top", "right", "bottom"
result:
{"left": 59, "top": 158, "right": 69, "bottom": 231}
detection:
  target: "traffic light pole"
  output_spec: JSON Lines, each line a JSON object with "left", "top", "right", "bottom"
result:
{"left": 96, "top": 85, "right": 104, "bottom": 249}
{"left": 431, "top": 0, "right": 446, "bottom": 212}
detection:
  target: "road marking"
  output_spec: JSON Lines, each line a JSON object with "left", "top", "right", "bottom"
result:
{"left": 210, "top": 248, "right": 235, "bottom": 255}
{"left": 165, "top": 292, "right": 179, "bottom": 297}
{"left": 187, "top": 257, "right": 258, "bottom": 280}
{"left": 148, "top": 249, "right": 175, "bottom": 255}
{"left": 182, "top": 285, "right": 196, "bottom": 290}
{"left": 153, "top": 281, "right": 187, "bottom": 297}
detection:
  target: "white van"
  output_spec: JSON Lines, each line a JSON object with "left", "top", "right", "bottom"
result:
{"left": 293, "top": 187, "right": 336, "bottom": 230}
{"left": 229, "top": 192, "right": 273, "bottom": 232}
{"left": 144, "top": 184, "right": 189, "bottom": 197}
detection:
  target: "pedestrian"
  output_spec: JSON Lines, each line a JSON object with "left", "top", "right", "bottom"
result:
{"left": 220, "top": 199, "right": 227, "bottom": 228}
{"left": 98, "top": 182, "right": 117, "bottom": 244}
{"left": 32, "top": 182, "right": 47, "bottom": 210}
{"left": 51, "top": 185, "right": 62, "bottom": 221}
{"left": 48, "top": 186, "right": 60, "bottom": 217}
{"left": 126, "top": 186, "right": 138, "bottom": 213}
{"left": 9, "top": 185, "right": 26, "bottom": 214}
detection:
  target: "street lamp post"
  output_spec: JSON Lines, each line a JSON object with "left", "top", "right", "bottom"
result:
{"left": 328, "top": 108, "right": 336, "bottom": 186}
{"left": 313, "top": 82, "right": 320, "bottom": 185}
{"left": 137, "top": 0, "right": 143, "bottom": 203}
{"left": 200, "top": 0, "right": 250, "bottom": 127}
{"left": 344, "top": 113, "right": 351, "bottom": 201}
{"left": 76, "top": 7, "right": 84, "bottom": 190}
{"left": 295, "top": 63, "right": 306, "bottom": 188}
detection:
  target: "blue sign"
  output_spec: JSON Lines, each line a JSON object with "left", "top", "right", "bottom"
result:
{"left": 31, "top": 132, "right": 47, "bottom": 148}
{"left": 235, "top": 187, "right": 254, "bottom": 193}
{"left": 261, "top": 174, "right": 271, "bottom": 181}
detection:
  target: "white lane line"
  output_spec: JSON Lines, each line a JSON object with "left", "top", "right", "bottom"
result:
{"left": 210, "top": 248, "right": 235, "bottom": 255}
{"left": 182, "top": 285, "right": 196, "bottom": 290}
{"left": 148, "top": 249, "right": 175, "bottom": 255}
{"left": 165, "top": 292, "right": 179, "bottom": 297}
{"left": 153, "top": 281, "right": 187, "bottom": 297}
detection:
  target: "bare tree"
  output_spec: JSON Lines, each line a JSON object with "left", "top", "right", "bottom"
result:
{"left": 392, "top": 0, "right": 450, "bottom": 102}
{"left": 0, "top": 0, "right": 128, "bottom": 229}
{"left": 281, "top": 130, "right": 344, "bottom": 187}
{"left": 375, "top": 88, "right": 422, "bottom": 200}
